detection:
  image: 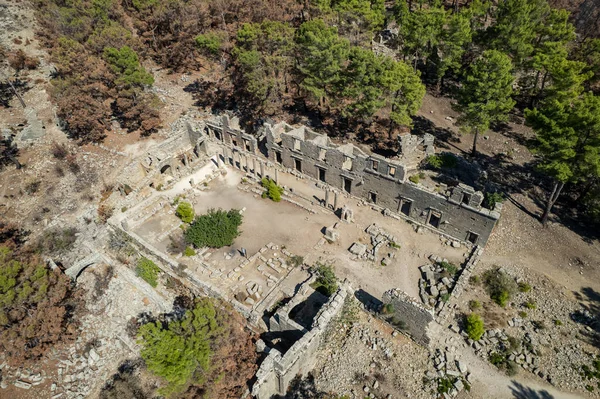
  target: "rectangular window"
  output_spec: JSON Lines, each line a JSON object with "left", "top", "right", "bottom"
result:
{"left": 293, "top": 138, "right": 301, "bottom": 151}
{"left": 428, "top": 210, "right": 441, "bottom": 228}
{"left": 399, "top": 199, "right": 412, "bottom": 216}
{"left": 318, "top": 167, "right": 326, "bottom": 182}
{"left": 342, "top": 156, "right": 353, "bottom": 170}
{"left": 369, "top": 191, "right": 377, "bottom": 204}
{"left": 275, "top": 151, "right": 283, "bottom": 164}
{"left": 371, "top": 160, "right": 379, "bottom": 170}
{"left": 244, "top": 139, "right": 251, "bottom": 152}
{"left": 294, "top": 158, "right": 302, "bottom": 172}
{"left": 319, "top": 148, "right": 326, "bottom": 161}
{"left": 388, "top": 166, "right": 396, "bottom": 177}
{"left": 343, "top": 177, "right": 352, "bottom": 194}
{"left": 467, "top": 231, "right": 479, "bottom": 244}
{"left": 462, "top": 193, "right": 472, "bottom": 205}
{"left": 231, "top": 138, "right": 238, "bottom": 147}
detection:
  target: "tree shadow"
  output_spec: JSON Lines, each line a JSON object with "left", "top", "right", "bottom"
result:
{"left": 492, "top": 120, "right": 535, "bottom": 148}
{"left": 571, "top": 286, "right": 600, "bottom": 348}
{"left": 509, "top": 381, "right": 555, "bottom": 399}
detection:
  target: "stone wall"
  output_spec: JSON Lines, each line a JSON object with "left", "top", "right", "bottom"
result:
{"left": 382, "top": 289, "right": 434, "bottom": 347}
{"left": 252, "top": 283, "right": 350, "bottom": 399}
{"left": 203, "top": 114, "right": 500, "bottom": 246}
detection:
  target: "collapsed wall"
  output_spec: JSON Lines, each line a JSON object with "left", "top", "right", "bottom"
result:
{"left": 251, "top": 283, "right": 350, "bottom": 399}
{"left": 382, "top": 289, "right": 434, "bottom": 347}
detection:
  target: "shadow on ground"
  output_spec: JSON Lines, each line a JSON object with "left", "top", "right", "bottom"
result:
{"left": 510, "top": 381, "right": 555, "bottom": 399}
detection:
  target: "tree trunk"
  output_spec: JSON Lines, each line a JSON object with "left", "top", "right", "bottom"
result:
{"left": 471, "top": 128, "right": 479, "bottom": 156}
{"left": 541, "top": 181, "right": 565, "bottom": 225}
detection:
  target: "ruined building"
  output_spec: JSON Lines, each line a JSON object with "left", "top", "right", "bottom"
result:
{"left": 203, "top": 115, "right": 500, "bottom": 246}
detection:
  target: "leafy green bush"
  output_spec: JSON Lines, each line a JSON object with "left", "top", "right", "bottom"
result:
{"left": 518, "top": 311, "right": 528, "bottom": 318}
{"left": 408, "top": 174, "right": 420, "bottom": 184}
{"left": 176, "top": 201, "right": 195, "bottom": 223}
{"left": 469, "top": 275, "right": 480, "bottom": 285}
{"left": 195, "top": 33, "right": 224, "bottom": 55}
{"left": 183, "top": 247, "right": 195, "bottom": 257}
{"left": 469, "top": 300, "right": 481, "bottom": 310}
{"left": 484, "top": 192, "right": 504, "bottom": 210}
{"left": 261, "top": 178, "right": 283, "bottom": 202}
{"left": 518, "top": 282, "right": 531, "bottom": 292}
{"left": 465, "top": 313, "right": 485, "bottom": 340}
{"left": 185, "top": 209, "right": 242, "bottom": 248}
{"left": 483, "top": 268, "right": 517, "bottom": 307}
{"left": 311, "top": 263, "right": 338, "bottom": 296}
{"left": 524, "top": 300, "right": 536, "bottom": 309}
{"left": 136, "top": 257, "right": 161, "bottom": 287}
{"left": 440, "top": 293, "right": 451, "bottom": 302}
{"left": 426, "top": 153, "right": 458, "bottom": 170}
{"left": 288, "top": 255, "right": 304, "bottom": 267}
{"left": 438, "top": 260, "right": 458, "bottom": 276}
{"left": 382, "top": 303, "right": 394, "bottom": 314}
{"left": 554, "top": 319, "right": 563, "bottom": 326}
{"left": 103, "top": 46, "right": 154, "bottom": 87}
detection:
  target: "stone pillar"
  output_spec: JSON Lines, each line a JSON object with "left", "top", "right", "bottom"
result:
{"left": 325, "top": 190, "right": 330, "bottom": 208}
{"left": 183, "top": 154, "right": 189, "bottom": 166}
{"left": 333, "top": 192, "right": 338, "bottom": 210}
{"left": 220, "top": 149, "right": 226, "bottom": 167}
{"left": 252, "top": 158, "right": 257, "bottom": 176}
{"left": 275, "top": 169, "right": 279, "bottom": 185}
{"left": 260, "top": 161, "right": 265, "bottom": 178}
{"left": 244, "top": 155, "right": 249, "bottom": 172}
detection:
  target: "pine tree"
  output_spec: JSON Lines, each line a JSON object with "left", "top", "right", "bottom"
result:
{"left": 456, "top": 50, "right": 516, "bottom": 156}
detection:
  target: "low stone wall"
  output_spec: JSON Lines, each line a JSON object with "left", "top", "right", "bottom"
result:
{"left": 252, "top": 283, "right": 349, "bottom": 399}
{"left": 381, "top": 289, "right": 434, "bottom": 347}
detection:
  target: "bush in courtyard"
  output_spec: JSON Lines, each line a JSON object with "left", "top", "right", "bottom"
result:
{"left": 176, "top": 201, "right": 194, "bottom": 223}
{"left": 426, "top": 153, "right": 458, "bottom": 170}
{"left": 465, "top": 313, "right": 485, "bottom": 340}
{"left": 483, "top": 268, "right": 517, "bottom": 307}
{"left": 311, "top": 263, "right": 338, "bottom": 296}
{"left": 518, "top": 282, "right": 531, "bottom": 292}
{"left": 438, "top": 260, "right": 458, "bottom": 276}
{"left": 261, "top": 178, "right": 283, "bottom": 202}
{"left": 185, "top": 209, "right": 242, "bottom": 248}
{"left": 484, "top": 192, "right": 504, "bottom": 210}
{"left": 183, "top": 247, "right": 195, "bottom": 257}
{"left": 136, "top": 257, "right": 161, "bottom": 287}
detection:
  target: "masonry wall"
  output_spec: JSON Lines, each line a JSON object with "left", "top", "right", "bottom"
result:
{"left": 382, "top": 288, "right": 434, "bottom": 346}
{"left": 205, "top": 115, "right": 500, "bottom": 246}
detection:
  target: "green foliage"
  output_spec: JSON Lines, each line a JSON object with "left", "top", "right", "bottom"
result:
{"left": 553, "top": 319, "right": 563, "bottom": 326}
{"left": 456, "top": 50, "right": 516, "bottom": 155}
{"left": 484, "top": 192, "right": 504, "bottom": 210}
{"left": 440, "top": 293, "right": 450, "bottom": 302}
{"left": 38, "top": 227, "right": 78, "bottom": 255}
{"left": 469, "top": 275, "right": 480, "bottom": 285}
{"left": 426, "top": 153, "right": 457, "bottom": 170}
{"left": 103, "top": 46, "right": 154, "bottom": 88}
{"left": 176, "top": 201, "right": 195, "bottom": 224}
{"left": 183, "top": 247, "right": 195, "bottom": 257}
{"left": 518, "top": 311, "right": 528, "bottom": 318}
{"left": 184, "top": 209, "right": 242, "bottom": 249}
{"left": 195, "top": 33, "right": 224, "bottom": 55}
{"left": 483, "top": 268, "right": 517, "bottom": 307}
{"left": 311, "top": 263, "right": 338, "bottom": 296}
{"left": 438, "top": 261, "right": 458, "bottom": 276}
{"left": 288, "top": 255, "right": 304, "bottom": 268}
{"left": 465, "top": 313, "right": 485, "bottom": 340}
{"left": 408, "top": 174, "right": 420, "bottom": 184}
{"left": 296, "top": 19, "right": 350, "bottom": 106}
{"left": 469, "top": 300, "right": 481, "bottom": 310}
{"left": 136, "top": 257, "right": 160, "bottom": 287}
{"left": 261, "top": 178, "right": 283, "bottom": 202}
{"left": 138, "top": 299, "right": 223, "bottom": 395}
{"left": 0, "top": 247, "right": 51, "bottom": 309}
{"left": 382, "top": 303, "right": 394, "bottom": 314}
{"left": 518, "top": 282, "right": 532, "bottom": 292}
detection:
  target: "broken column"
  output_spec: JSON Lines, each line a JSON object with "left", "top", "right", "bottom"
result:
{"left": 260, "top": 161, "right": 265, "bottom": 178}
{"left": 333, "top": 192, "right": 338, "bottom": 210}
{"left": 274, "top": 169, "right": 279, "bottom": 184}
{"left": 325, "top": 190, "right": 330, "bottom": 208}
{"left": 253, "top": 158, "right": 257, "bottom": 176}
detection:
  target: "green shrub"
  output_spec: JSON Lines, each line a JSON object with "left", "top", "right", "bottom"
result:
{"left": 469, "top": 300, "right": 481, "bottom": 310}
{"left": 484, "top": 192, "right": 504, "bottom": 210}
{"left": 382, "top": 303, "right": 394, "bottom": 314}
{"left": 440, "top": 293, "right": 451, "bottom": 302}
{"left": 288, "top": 255, "right": 304, "bottom": 267}
{"left": 489, "top": 352, "right": 505, "bottom": 366}
{"left": 438, "top": 261, "right": 458, "bottom": 276}
{"left": 195, "top": 32, "right": 224, "bottom": 55}
{"left": 518, "top": 282, "right": 531, "bottom": 292}
{"left": 311, "top": 263, "right": 338, "bottom": 296}
{"left": 389, "top": 241, "right": 401, "bottom": 249}
{"left": 426, "top": 153, "right": 458, "bottom": 170}
{"left": 176, "top": 201, "right": 195, "bottom": 223}
{"left": 408, "top": 174, "right": 420, "bottom": 184}
{"left": 465, "top": 313, "right": 485, "bottom": 340}
{"left": 469, "top": 275, "right": 480, "bottom": 285}
{"left": 518, "top": 311, "right": 528, "bottom": 318}
{"left": 185, "top": 209, "right": 242, "bottom": 248}
{"left": 183, "top": 247, "right": 195, "bottom": 257}
{"left": 483, "top": 268, "right": 517, "bottom": 307}
{"left": 524, "top": 300, "right": 536, "bottom": 309}
{"left": 261, "top": 178, "right": 283, "bottom": 202}
{"left": 554, "top": 319, "right": 563, "bottom": 326}
{"left": 136, "top": 257, "right": 160, "bottom": 287}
